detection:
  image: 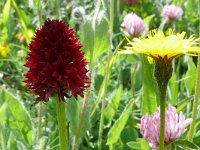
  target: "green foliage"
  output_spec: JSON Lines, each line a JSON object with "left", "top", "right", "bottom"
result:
{"left": 172, "top": 139, "right": 200, "bottom": 149}
{"left": 0, "top": 0, "right": 199, "bottom": 149}
{"left": 107, "top": 100, "right": 134, "bottom": 146}
{"left": 66, "top": 96, "right": 90, "bottom": 137}
{"left": 80, "top": 6, "right": 110, "bottom": 66}
{"left": 104, "top": 84, "right": 122, "bottom": 126}
{"left": 127, "top": 139, "right": 149, "bottom": 150}
{"left": 141, "top": 56, "right": 157, "bottom": 115}
{"left": 120, "top": 127, "right": 139, "bottom": 144}
{"left": 3, "top": 0, "right": 11, "bottom": 24}
{"left": 169, "top": 72, "right": 179, "bottom": 105}
{"left": 0, "top": 89, "right": 33, "bottom": 149}
{"left": 184, "top": 58, "right": 196, "bottom": 95}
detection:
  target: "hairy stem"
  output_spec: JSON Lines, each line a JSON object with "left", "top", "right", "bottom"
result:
{"left": 154, "top": 60, "right": 172, "bottom": 150}
{"left": 98, "top": 0, "right": 114, "bottom": 149}
{"left": 37, "top": 102, "right": 43, "bottom": 142}
{"left": 187, "top": 0, "right": 200, "bottom": 141}
{"left": 72, "top": 72, "right": 92, "bottom": 150}
{"left": 56, "top": 96, "right": 68, "bottom": 150}
{"left": 188, "top": 55, "right": 200, "bottom": 140}
{"left": 159, "top": 85, "right": 167, "bottom": 150}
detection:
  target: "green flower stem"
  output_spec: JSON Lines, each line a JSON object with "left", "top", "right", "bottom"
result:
{"left": 37, "top": 102, "right": 43, "bottom": 141}
{"left": 188, "top": 55, "right": 200, "bottom": 141}
{"left": 98, "top": 52, "right": 113, "bottom": 150}
{"left": 56, "top": 96, "right": 68, "bottom": 150}
{"left": 98, "top": 0, "right": 114, "bottom": 149}
{"left": 159, "top": 84, "right": 167, "bottom": 150}
{"left": 154, "top": 60, "right": 173, "bottom": 150}
{"left": 55, "top": 0, "right": 61, "bottom": 19}
{"left": 35, "top": 0, "right": 42, "bottom": 27}
{"left": 130, "top": 64, "right": 136, "bottom": 97}
{"left": 72, "top": 71, "right": 92, "bottom": 150}
{"left": 37, "top": 2, "right": 43, "bottom": 143}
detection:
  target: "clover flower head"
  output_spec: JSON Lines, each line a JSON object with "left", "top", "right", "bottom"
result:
{"left": 140, "top": 105, "right": 192, "bottom": 148}
{"left": 121, "top": 13, "right": 146, "bottom": 37}
{"left": 162, "top": 4, "right": 183, "bottom": 21}
{"left": 24, "top": 19, "right": 90, "bottom": 102}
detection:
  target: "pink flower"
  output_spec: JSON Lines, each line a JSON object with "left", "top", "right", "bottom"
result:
{"left": 121, "top": 13, "right": 146, "bottom": 37}
{"left": 162, "top": 4, "right": 183, "bottom": 21}
{"left": 140, "top": 105, "right": 192, "bottom": 149}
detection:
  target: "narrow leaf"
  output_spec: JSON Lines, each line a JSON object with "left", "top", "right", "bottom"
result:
{"left": 2, "top": 90, "right": 34, "bottom": 148}
{"left": 127, "top": 139, "right": 149, "bottom": 150}
{"left": 3, "top": 0, "right": 11, "bottom": 24}
{"left": 93, "top": 10, "right": 110, "bottom": 61}
{"left": 176, "top": 97, "right": 193, "bottom": 112}
{"left": 169, "top": 72, "right": 178, "bottom": 105}
{"left": 107, "top": 100, "right": 134, "bottom": 146}
{"left": 0, "top": 103, "right": 7, "bottom": 124}
{"left": 80, "top": 18, "right": 94, "bottom": 61}
{"left": 174, "top": 139, "right": 200, "bottom": 149}
{"left": 141, "top": 56, "right": 157, "bottom": 115}
{"left": 104, "top": 84, "right": 122, "bottom": 126}
{"left": 184, "top": 59, "right": 196, "bottom": 95}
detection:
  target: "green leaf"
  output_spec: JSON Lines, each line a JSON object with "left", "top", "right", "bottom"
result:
{"left": 127, "top": 139, "right": 149, "bottom": 150}
{"left": 90, "top": 55, "right": 116, "bottom": 117}
{"left": 120, "top": 127, "right": 138, "bottom": 144}
{"left": 2, "top": 89, "right": 33, "bottom": 148}
{"left": 169, "top": 142, "right": 176, "bottom": 150}
{"left": 140, "top": 139, "right": 150, "bottom": 150}
{"left": 104, "top": 84, "right": 122, "bottom": 126}
{"left": 193, "top": 134, "right": 200, "bottom": 147}
{"left": 3, "top": 0, "right": 11, "bottom": 24}
{"left": 66, "top": 97, "right": 81, "bottom": 135}
{"left": 184, "top": 59, "right": 196, "bottom": 95}
{"left": 80, "top": 10, "right": 110, "bottom": 65}
{"left": 80, "top": 18, "right": 94, "bottom": 61}
{"left": 127, "top": 142, "right": 141, "bottom": 149}
{"left": 0, "top": 103, "right": 7, "bottom": 124}
{"left": 143, "top": 14, "right": 155, "bottom": 29}
{"left": 66, "top": 97, "right": 90, "bottom": 136}
{"left": 169, "top": 72, "right": 179, "bottom": 105}
{"left": 93, "top": 10, "right": 110, "bottom": 61}
{"left": 107, "top": 99, "right": 134, "bottom": 146}
{"left": 34, "top": 0, "right": 41, "bottom": 11}
{"left": 141, "top": 56, "right": 157, "bottom": 115}
{"left": 174, "top": 139, "right": 200, "bottom": 149}
{"left": 176, "top": 97, "right": 193, "bottom": 112}
{"left": 11, "top": 0, "right": 31, "bottom": 43}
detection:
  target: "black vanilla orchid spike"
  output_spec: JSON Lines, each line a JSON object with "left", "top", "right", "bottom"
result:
{"left": 24, "top": 19, "right": 90, "bottom": 102}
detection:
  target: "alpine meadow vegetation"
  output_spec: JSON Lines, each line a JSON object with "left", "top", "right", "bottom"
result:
{"left": 0, "top": 0, "right": 200, "bottom": 150}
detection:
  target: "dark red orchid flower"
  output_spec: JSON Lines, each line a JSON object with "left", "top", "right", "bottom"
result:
{"left": 24, "top": 19, "right": 90, "bottom": 102}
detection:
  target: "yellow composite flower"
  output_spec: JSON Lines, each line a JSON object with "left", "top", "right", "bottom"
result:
{"left": 122, "top": 29, "right": 200, "bottom": 62}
